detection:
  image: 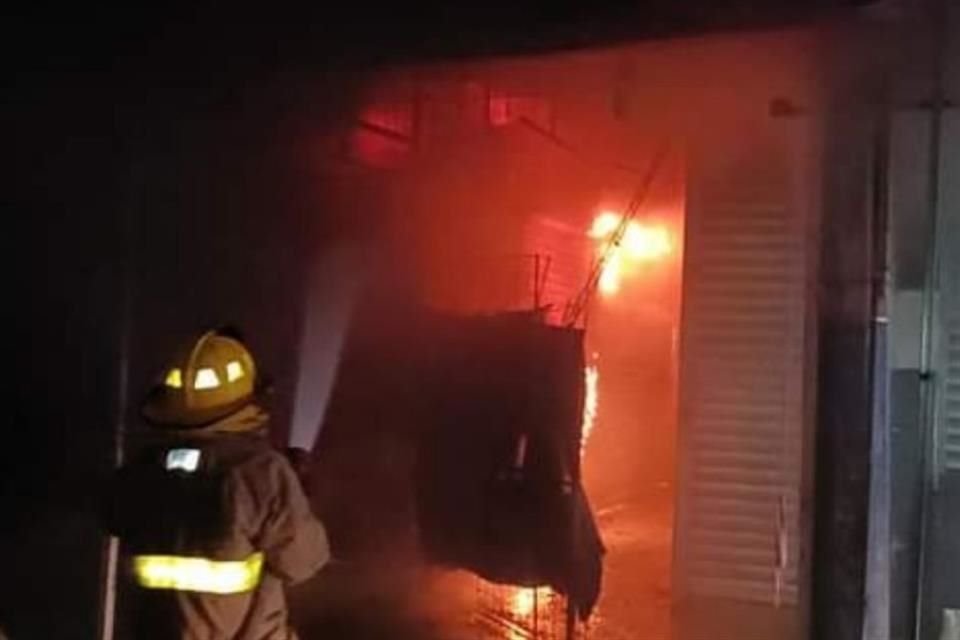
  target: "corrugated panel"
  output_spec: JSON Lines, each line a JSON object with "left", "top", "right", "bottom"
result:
{"left": 938, "top": 110, "right": 960, "bottom": 473}
{"left": 942, "top": 319, "right": 960, "bottom": 471}
{"left": 676, "top": 127, "right": 813, "bottom": 610}
{"left": 523, "top": 216, "right": 589, "bottom": 325}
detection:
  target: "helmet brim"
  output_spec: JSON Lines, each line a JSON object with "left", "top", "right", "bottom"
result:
{"left": 140, "top": 387, "right": 253, "bottom": 429}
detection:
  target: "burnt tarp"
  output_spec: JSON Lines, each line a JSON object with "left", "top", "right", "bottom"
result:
{"left": 415, "top": 311, "right": 604, "bottom": 620}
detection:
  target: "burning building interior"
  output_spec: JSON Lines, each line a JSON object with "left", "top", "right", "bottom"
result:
{"left": 286, "top": 31, "right": 819, "bottom": 640}
{"left": 7, "top": 2, "right": 959, "bottom": 640}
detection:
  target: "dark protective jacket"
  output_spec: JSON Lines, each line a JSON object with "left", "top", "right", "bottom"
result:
{"left": 109, "top": 405, "right": 329, "bottom": 639}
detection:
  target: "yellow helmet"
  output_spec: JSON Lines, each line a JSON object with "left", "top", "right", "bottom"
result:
{"left": 142, "top": 329, "right": 258, "bottom": 428}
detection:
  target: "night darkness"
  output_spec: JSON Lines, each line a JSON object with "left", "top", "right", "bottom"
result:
{"left": 5, "top": 2, "right": 907, "bottom": 639}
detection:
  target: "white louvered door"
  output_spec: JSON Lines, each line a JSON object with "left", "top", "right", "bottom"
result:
{"left": 674, "top": 118, "right": 819, "bottom": 640}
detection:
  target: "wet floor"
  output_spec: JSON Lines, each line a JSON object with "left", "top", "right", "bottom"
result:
{"left": 290, "top": 499, "right": 673, "bottom": 640}
{"left": 586, "top": 498, "right": 673, "bottom": 640}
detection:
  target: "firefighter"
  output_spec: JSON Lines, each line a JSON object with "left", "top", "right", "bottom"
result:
{"left": 107, "top": 329, "right": 329, "bottom": 639}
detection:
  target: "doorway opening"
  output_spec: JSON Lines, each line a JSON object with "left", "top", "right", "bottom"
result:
{"left": 321, "top": 49, "right": 688, "bottom": 639}
{"left": 305, "top": 29, "right": 818, "bottom": 640}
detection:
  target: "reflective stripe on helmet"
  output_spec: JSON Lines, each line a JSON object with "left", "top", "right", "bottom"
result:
{"left": 132, "top": 552, "right": 264, "bottom": 594}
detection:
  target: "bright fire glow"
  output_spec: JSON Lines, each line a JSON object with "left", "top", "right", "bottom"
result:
{"left": 598, "top": 254, "right": 621, "bottom": 295}
{"left": 590, "top": 211, "right": 622, "bottom": 238}
{"left": 590, "top": 211, "right": 673, "bottom": 296}
{"left": 581, "top": 362, "right": 599, "bottom": 454}
{"left": 510, "top": 587, "right": 552, "bottom": 618}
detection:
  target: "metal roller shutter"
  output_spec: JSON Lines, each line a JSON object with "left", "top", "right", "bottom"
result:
{"left": 675, "top": 119, "right": 818, "bottom": 637}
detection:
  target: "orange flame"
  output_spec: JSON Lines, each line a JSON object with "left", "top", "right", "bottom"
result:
{"left": 581, "top": 362, "right": 599, "bottom": 454}
{"left": 510, "top": 586, "right": 552, "bottom": 618}
{"left": 590, "top": 211, "right": 673, "bottom": 296}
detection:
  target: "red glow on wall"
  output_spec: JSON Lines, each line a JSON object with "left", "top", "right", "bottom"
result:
{"left": 360, "top": 104, "right": 414, "bottom": 138}
{"left": 488, "top": 92, "right": 553, "bottom": 130}
{"left": 349, "top": 128, "right": 409, "bottom": 169}
{"left": 489, "top": 95, "right": 514, "bottom": 126}
{"left": 349, "top": 103, "right": 414, "bottom": 169}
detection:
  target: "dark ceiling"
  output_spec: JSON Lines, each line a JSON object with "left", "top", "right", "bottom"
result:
{"left": 9, "top": 1, "right": 875, "bottom": 82}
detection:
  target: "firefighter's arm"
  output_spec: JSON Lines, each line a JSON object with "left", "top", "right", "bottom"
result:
{"left": 257, "top": 453, "right": 331, "bottom": 584}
